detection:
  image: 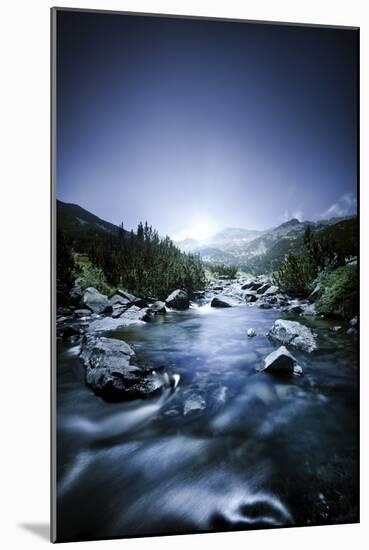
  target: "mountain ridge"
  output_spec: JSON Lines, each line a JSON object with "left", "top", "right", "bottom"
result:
{"left": 57, "top": 199, "right": 357, "bottom": 274}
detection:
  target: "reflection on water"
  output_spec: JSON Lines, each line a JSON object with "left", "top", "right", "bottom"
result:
{"left": 56, "top": 304, "right": 358, "bottom": 541}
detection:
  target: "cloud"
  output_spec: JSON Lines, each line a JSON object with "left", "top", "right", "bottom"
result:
{"left": 279, "top": 209, "right": 303, "bottom": 223}
{"left": 319, "top": 192, "right": 357, "bottom": 220}
{"left": 292, "top": 210, "right": 303, "bottom": 221}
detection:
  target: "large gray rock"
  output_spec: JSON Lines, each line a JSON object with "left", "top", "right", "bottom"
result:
{"left": 211, "top": 295, "right": 236, "bottom": 308}
{"left": 80, "top": 336, "right": 173, "bottom": 401}
{"left": 110, "top": 294, "right": 131, "bottom": 307}
{"left": 82, "top": 287, "right": 111, "bottom": 314}
{"left": 115, "top": 289, "right": 137, "bottom": 302}
{"left": 262, "top": 345, "right": 297, "bottom": 375}
{"left": 165, "top": 289, "right": 190, "bottom": 310}
{"left": 120, "top": 305, "right": 153, "bottom": 322}
{"left": 269, "top": 319, "right": 317, "bottom": 352}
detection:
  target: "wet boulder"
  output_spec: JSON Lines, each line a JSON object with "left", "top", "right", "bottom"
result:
{"left": 349, "top": 316, "right": 358, "bottom": 328}
{"left": 82, "top": 287, "right": 112, "bottom": 314}
{"left": 244, "top": 291, "right": 258, "bottom": 303}
{"left": 262, "top": 285, "right": 279, "bottom": 296}
{"left": 262, "top": 345, "right": 297, "bottom": 375}
{"left": 211, "top": 295, "right": 236, "bottom": 308}
{"left": 165, "top": 289, "right": 190, "bottom": 310}
{"left": 111, "top": 304, "right": 127, "bottom": 318}
{"left": 110, "top": 294, "right": 131, "bottom": 307}
{"left": 80, "top": 336, "right": 173, "bottom": 401}
{"left": 150, "top": 301, "right": 167, "bottom": 314}
{"left": 115, "top": 289, "right": 137, "bottom": 302}
{"left": 269, "top": 319, "right": 317, "bottom": 352}
{"left": 120, "top": 305, "right": 153, "bottom": 322}
{"left": 257, "top": 283, "right": 271, "bottom": 294}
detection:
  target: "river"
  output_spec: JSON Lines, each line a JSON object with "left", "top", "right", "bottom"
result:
{"left": 56, "top": 300, "right": 358, "bottom": 541}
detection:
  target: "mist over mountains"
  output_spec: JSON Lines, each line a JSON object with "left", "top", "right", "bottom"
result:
{"left": 175, "top": 216, "right": 357, "bottom": 273}
{"left": 57, "top": 199, "right": 357, "bottom": 275}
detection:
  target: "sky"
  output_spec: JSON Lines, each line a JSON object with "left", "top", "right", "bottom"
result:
{"left": 56, "top": 10, "right": 358, "bottom": 240}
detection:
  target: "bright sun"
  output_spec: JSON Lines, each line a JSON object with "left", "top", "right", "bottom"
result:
{"left": 185, "top": 217, "right": 216, "bottom": 241}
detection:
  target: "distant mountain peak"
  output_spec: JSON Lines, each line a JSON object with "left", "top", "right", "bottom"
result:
{"left": 277, "top": 218, "right": 301, "bottom": 229}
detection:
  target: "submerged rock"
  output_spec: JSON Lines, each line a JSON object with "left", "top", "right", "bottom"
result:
{"left": 347, "top": 327, "right": 357, "bottom": 336}
{"left": 184, "top": 395, "right": 206, "bottom": 415}
{"left": 165, "top": 289, "right": 190, "bottom": 310}
{"left": 269, "top": 319, "right": 317, "bottom": 352}
{"left": 262, "top": 345, "right": 297, "bottom": 375}
{"left": 300, "top": 303, "right": 317, "bottom": 318}
{"left": 80, "top": 336, "right": 174, "bottom": 400}
{"left": 82, "top": 287, "right": 111, "bottom": 314}
{"left": 257, "top": 301, "right": 272, "bottom": 309}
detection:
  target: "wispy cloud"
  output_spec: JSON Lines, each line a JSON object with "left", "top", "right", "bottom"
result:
{"left": 319, "top": 192, "right": 357, "bottom": 220}
{"left": 279, "top": 209, "right": 303, "bottom": 223}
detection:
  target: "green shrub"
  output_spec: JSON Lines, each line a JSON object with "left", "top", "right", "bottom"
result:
{"left": 209, "top": 264, "right": 238, "bottom": 278}
{"left": 273, "top": 252, "right": 315, "bottom": 297}
{"left": 73, "top": 253, "right": 115, "bottom": 296}
{"left": 316, "top": 265, "right": 358, "bottom": 319}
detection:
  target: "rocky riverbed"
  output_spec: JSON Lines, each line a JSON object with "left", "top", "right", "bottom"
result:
{"left": 56, "top": 275, "right": 358, "bottom": 540}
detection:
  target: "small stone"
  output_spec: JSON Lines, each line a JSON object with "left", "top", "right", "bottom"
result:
{"left": 293, "top": 365, "right": 304, "bottom": 376}
{"left": 247, "top": 328, "right": 256, "bottom": 337}
{"left": 262, "top": 345, "right": 297, "bottom": 375}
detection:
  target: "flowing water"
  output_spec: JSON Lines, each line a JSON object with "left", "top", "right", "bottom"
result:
{"left": 56, "top": 302, "right": 358, "bottom": 541}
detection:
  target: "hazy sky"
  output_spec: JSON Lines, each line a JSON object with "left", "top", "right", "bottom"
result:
{"left": 56, "top": 10, "right": 358, "bottom": 239}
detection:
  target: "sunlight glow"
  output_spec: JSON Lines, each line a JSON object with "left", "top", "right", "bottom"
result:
{"left": 175, "top": 217, "right": 217, "bottom": 242}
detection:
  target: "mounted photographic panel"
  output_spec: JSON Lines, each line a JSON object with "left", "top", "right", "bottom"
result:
{"left": 51, "top": 7, "right": 359, "bottom": 543}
